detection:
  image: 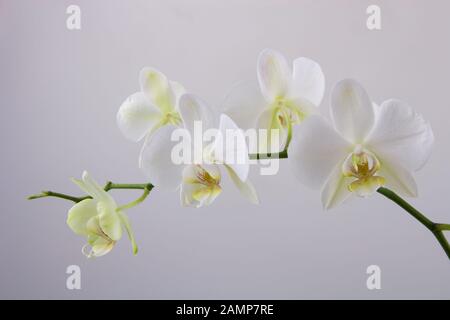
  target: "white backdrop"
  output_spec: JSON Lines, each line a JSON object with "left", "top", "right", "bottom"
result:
{"left": 1, "top": 0, "right": 449, "bottom": 299}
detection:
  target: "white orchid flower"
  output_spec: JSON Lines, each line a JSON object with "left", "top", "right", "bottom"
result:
{"left": 289, "top": 79, "right": 434, "bottom": 209}
{"left": 140, "top": 94, "right": 259, "bottom": 207}
{"left": 67, "top": 171, "right": 138, "bottom": 257}
{"left": 117, "top": 67, "right": 186, "bottom": 164}
{"left": 223, "top": 48, "right": 325, "bottom": 152}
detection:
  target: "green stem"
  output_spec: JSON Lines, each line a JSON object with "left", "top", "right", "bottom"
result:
{"left": 377, "top": 187, "right": 450, "bottom": 260}
{"left": 28, "top": 158, "right": 449, "bottom": 260}
{"left": 436, "top": 224, "right": 450, "bottom": 231}
{"left": 105, "top": 183, "right": 153, "bottom": 191}
{"left": 28, "top": 182, "right": 154, "bottom": 204}
{"left": 27, "top": 191, "right": 84, "bottom": 203}
{"left": 116, "top": 185, "right": 153, "bottom": 211}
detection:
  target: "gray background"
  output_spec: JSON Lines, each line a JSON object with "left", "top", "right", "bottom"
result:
{"left": 1, "top": 0, "right": 449, "bottom": 299}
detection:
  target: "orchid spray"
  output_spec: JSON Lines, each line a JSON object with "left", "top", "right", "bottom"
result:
{"left": 29, "top": 50, "right": 450, "bottom": 260}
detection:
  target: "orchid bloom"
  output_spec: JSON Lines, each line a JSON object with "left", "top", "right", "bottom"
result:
{"left": 223, "top": 49, "right": 325, "bottom": 152}
{"left": 289, "top": 79, "right": 434, "bottom": 209}
{"left": 67, "top": 171, "right": 138, "bottom": 257}
{"left": 140, "top": 93, "right": 259, "bottom": 207}
{"left": 117, "top": 67, "right": 186, "bottom": 163}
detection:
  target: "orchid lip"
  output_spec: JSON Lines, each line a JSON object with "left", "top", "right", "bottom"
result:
{"left": 270, "top": 99, "right": 306, "bottom": 129}
{"left": 194, "top": 165, "right": 221, "bottom": 187}
{"left": 182, "top": 165, "right": 223, "bottom": 207}
{"left": 342, "top": 145, "right": 385, "bottom": 196}
{"left": 162, "top": 111, "right": 182, "bottom": 126}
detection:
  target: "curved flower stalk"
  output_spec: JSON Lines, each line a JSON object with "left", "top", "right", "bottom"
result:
{"left": 68, "top": 171, "right": 138, "bottom": 257}
{"left": 223, "top": 49, "right": 325, "bottom": 152}
{"left": 117, "top": 67, "right": 186, "bottom": 165}
{"left": 140, "top": 94, "right": 259, "bottom": 207}
{"left": 289, "top": 79, "right": 434, "bottom": 209}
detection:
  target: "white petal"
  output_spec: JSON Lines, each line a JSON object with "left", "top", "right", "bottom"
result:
{"left": 222, "top": 80, "right": 269, "bottom": 130}
{"left": 377, "top": 157, "right": 418, "bottom": 197}
{"left": 288, "top": 115, "right": 351, "bottom": 188}
{"left": 118, "top": 211, "right": 138, "bottom": 255}
{"left": 212, "top": 114, "right": 249, "bottom": 182}
{"left": 84, "top": 235, "right": 114, "bottom": 258}
{"left": 137, "top": 123, "right": 166, "bottom": 168}
{"left": 286, "top": 96, "right": 319, "bottom": 121}
{"left": 98, "top": 207, "right": 122, "bottom": 241}
{"left": 257, "top": 49, "right": 291, "bottom": 101}
{"left": 224, "top": 165, "right": 259, "bottom": 204}
{"left": 367, "top": 99, "right": 434, "bottom": 172}
{"left": 139, "top": 67, "right": 175, "bottom": 113}
{"left": 331, "top": 79, "right": 375, "bottom": 143}
{"left": 180, "top": 182, "right": 197, "bottom": 207}
{"left": 72, "top": 171, "right": 115, "bottom": 206}
{"left": 178, "top": 94, "right": 216, "bottom": 135}
{"left": 180, "top": 183, "right": 190, "bottom": 207}
{"left": 291, "top": 57, "right": 325, "bottom": 106}
{"left": 117, "top": 92, "right": 162, "bottom": 142}
{"left": 140, "top": 125, "right": 183, "bottom": 190}
{"left": 67, "top": 199, "right": 98, "bottom": 236}
{"left": 170, "top": 81, "right": 186, "bottom": 108}
{"left": 81, "top": 171, "right": 116, "bottom": 205}
{"left": 321, "top": 163, "right": 353, "bottom": 209}
{"left": 180, "top": 181, "right": 221, "bottom": 208}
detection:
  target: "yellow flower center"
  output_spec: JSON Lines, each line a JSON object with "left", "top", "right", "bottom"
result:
{"left": 184, "top": 165, "right": 222, "bottom": 205}
{"left": 82, "top": 215, "right": 116, "bottom": 258}
{"left": 195, "top": 166, "right": 220, "bottom": 186}
{"left": 271, "top": 98, "right": 306, "bottom": 129}
{"left": 261, "top": 98, "right": 308, "bottom": 151}
{"left": 342, "top": 146, "right": 385, "bottom": 196}
{"left": 162, "top": 111, "right": 182, "bottom": 126}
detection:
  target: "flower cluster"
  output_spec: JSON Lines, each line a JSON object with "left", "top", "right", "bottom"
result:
{"left": 30, "top": 49, "right": 442, "bottom": 259}
{"left": 118, "top": 49, "right": 433, "bottom": 210}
